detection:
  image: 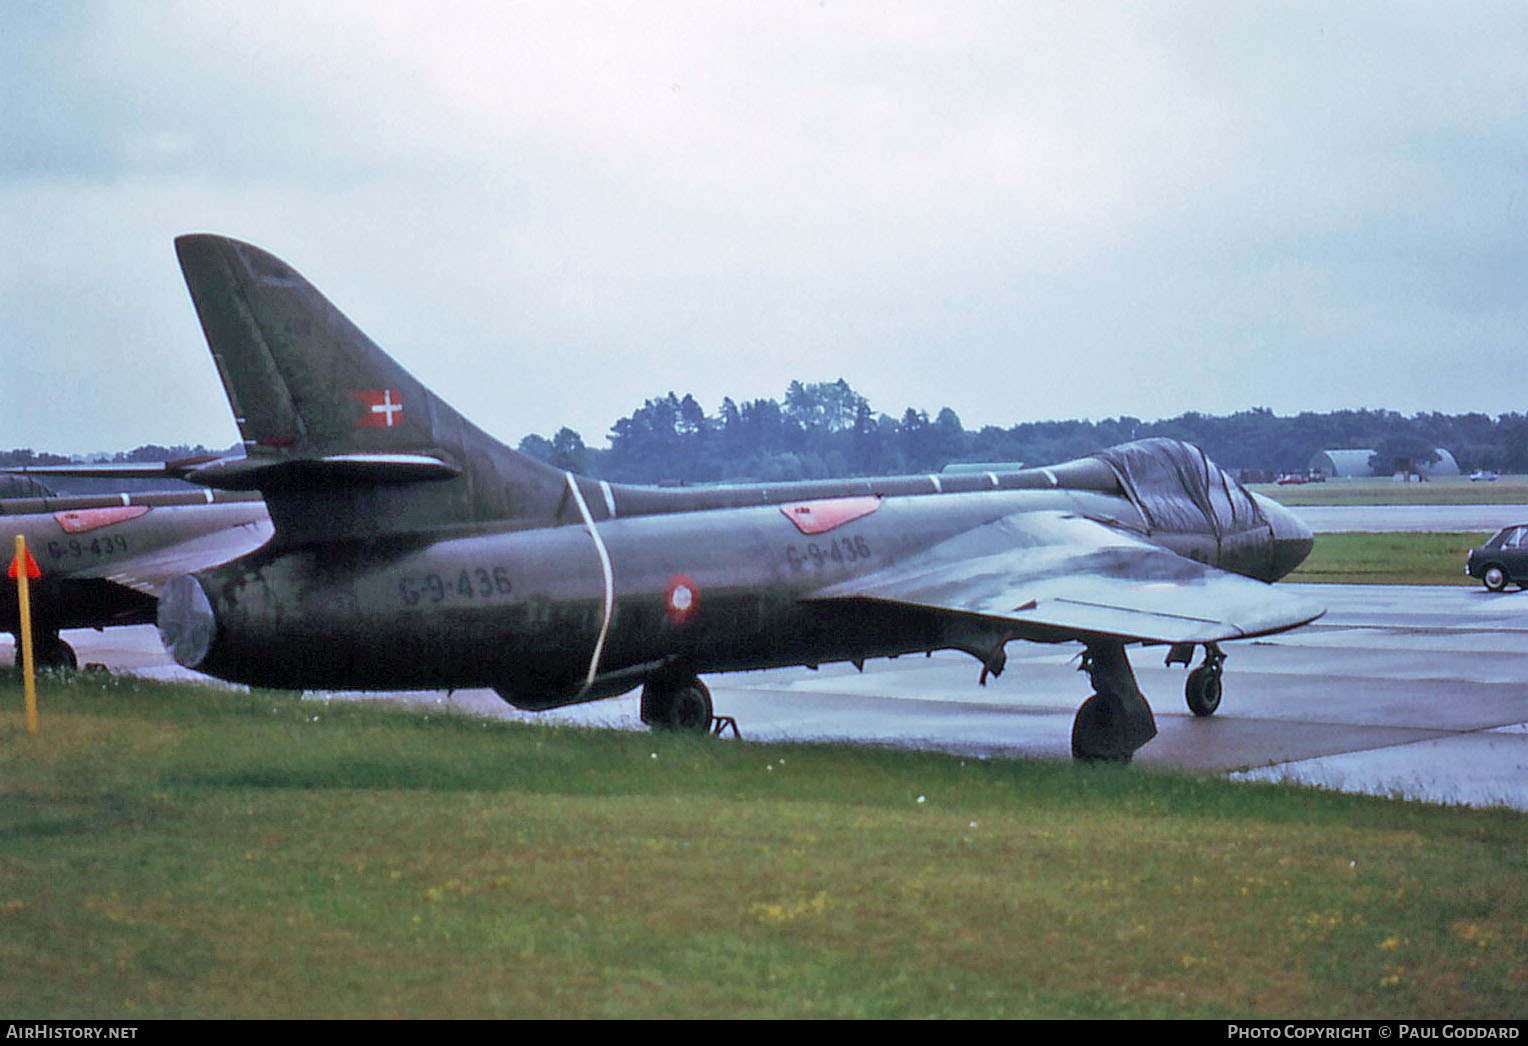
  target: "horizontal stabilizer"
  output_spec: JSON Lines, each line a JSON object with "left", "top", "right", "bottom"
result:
{"left": 1, "top": 456, "right": 222, "bottom": 481}
{"left": 184, "top": 453, "right": 461, "bottom": 490}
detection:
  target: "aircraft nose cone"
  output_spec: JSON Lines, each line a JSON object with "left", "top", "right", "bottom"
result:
{"left": 1260, "top": 495, "right": 1315, "bottom": 580}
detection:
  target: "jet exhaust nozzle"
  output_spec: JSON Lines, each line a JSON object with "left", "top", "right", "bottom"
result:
{"left": 158, "top": 574, "right": 217, "bottom": 670}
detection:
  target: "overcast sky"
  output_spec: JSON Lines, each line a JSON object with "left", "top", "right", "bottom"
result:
{"left": 3, "top": 1, "right": 1525, "bottom": 456}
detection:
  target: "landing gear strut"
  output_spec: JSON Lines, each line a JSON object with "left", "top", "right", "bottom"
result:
{"left": 640, "top": 673, "right": 714, "bottom": 733}
{"left": 1070, "top": 642, "right": 1157, "bottom": 762}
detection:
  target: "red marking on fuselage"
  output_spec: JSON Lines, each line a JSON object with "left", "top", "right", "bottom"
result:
{"left": 665, "top": 574, "right": 699, "bottom": 624}
{"left": 54, "top": 505, "right": 151, "bottom": 534}
{"left": 779, "top": 496, "right": 881, "bottom": 535}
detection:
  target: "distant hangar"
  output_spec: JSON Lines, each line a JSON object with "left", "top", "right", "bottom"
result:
{"left": 1308, "top": 448, "right": 1460, "bottom": 478}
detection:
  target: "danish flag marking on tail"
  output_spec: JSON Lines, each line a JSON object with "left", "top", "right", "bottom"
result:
{"left": 351, "top": 389, "right": 404, "bottom": 428}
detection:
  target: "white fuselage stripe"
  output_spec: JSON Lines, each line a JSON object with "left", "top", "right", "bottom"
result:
{"left": 600, "top": 480, "right": 617, "bottom": 519}
{"left": 565, "top": 473, "right": 615, "bottom": 692}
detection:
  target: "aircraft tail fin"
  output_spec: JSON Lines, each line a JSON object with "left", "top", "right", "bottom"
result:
{"left": 174, "top": 234, "right": 579, "bottom": 541}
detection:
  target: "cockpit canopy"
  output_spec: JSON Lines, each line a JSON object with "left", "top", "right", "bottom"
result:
{"left": 1094, "top": 438, "right": 1266, "bottom": 537}
{"left": 0, "top": 474, "right": 57, "bottom": 500}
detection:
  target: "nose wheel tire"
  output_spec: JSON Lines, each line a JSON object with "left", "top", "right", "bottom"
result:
{"left": 1184, "top": 665, "right": 1222, "bottom": 717}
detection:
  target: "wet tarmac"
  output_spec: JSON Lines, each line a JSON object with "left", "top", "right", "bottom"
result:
{"left": 26, "top": 580, "right": 1528, "bottom": 813}
{"left": 1295, "top": 504, "right": 1526, "bottom": 533}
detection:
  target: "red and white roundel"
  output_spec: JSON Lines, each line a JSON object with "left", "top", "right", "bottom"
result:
{"left": 665, "top": 574, "right": 699, "bottom": 624}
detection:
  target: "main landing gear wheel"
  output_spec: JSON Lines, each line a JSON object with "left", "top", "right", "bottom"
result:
{"left": 1071, "top": 693, "right": 1131, "bottom": 763}
{"left": 640, "top": 675, "right": 714, "bottom": 733}
{"left": 1070, "top": 643, "right": 1157, "bottom": 763}
{"left": 12, "top": 632, "right": 77, "bottom": 672}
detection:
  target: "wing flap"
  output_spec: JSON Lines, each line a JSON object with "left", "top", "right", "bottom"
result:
{"left": 808, "top": 511, "right": 1323, "bottom": 645}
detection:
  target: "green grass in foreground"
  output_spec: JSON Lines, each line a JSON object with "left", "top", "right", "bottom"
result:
{"left": 2, "top": 673, "right": 1525, "bottom": 1019}
{"left": 1287, "top": 532, "right": 1489, "bottom": 585}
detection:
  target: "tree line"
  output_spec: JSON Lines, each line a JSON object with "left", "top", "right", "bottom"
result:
{"left": 518, "top": 379, "right": 1528, "bottom": 484}
{"left": 6, "top": 384, "right": 1526, "bottom": 490}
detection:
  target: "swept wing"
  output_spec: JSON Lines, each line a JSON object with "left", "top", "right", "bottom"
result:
{"left": 809, "top": 510, "right": 1323, "bottom": 646}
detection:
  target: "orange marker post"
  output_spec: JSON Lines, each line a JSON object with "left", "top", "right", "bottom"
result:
{"left": 11, "top": 535, "right": 40, "bottom": 734}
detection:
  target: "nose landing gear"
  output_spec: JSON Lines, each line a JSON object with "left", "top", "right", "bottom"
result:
{"left": 1174, "top": 642, "right": 1226, "bottom": 718}
{"left": 1185, "top": 665, "right": 1223, "bottom": 717}
{"left": 1167, "top": 635, "right": 1228, "bottom": 717}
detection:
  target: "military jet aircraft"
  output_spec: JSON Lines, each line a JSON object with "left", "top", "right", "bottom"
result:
{"left": 155, "top": 234, "right": 1319, "bottom": 761}
{"left": 1, "top": 475, "right": 269, "bottom": 668}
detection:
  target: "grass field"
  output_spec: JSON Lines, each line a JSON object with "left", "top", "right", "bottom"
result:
{"left": 1247, "top": 476, "right": 1518, "bottom": 584}
{"left": 1288, "top": 532, "right": 1490, "bottom": 586}
{"left": 1249, "top": 476, "right": 1528, "bottom": 506}
{"left": 3, "top": 672, "right": 1525, "bottom": 1019}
